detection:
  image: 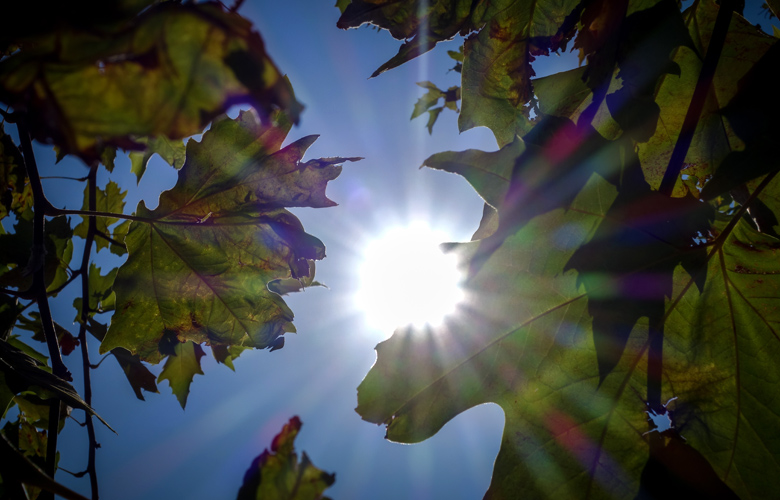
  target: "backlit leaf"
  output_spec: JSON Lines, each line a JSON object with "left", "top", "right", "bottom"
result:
{"left": 128, "top": 136, "right": 187, "bottom": 184}
{"left": 0, "top": 2, "right": 301, "bottom": 164}
{"left": 336, "top": 0, "right": 475, "bottom": 77}
{"left": 638, "top": 1, "right": 775, "bottom": 195}
{"left": 73, "top": 182, "right": 127, "bottom": 253}
{"left": 237, "top": 416, "right": 335, "bottom": 500}
{"left": 460, "top": 0, "right": 580, "bottom": 145}
{"left": 157, "top": 341, "right": 204, "bottom": 409}
{"left": 102, "top": 111, "right": 359, "bottom": 365}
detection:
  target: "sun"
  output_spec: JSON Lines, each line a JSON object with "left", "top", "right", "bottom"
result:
{"left": 356, "top": 221, "right": 465, "bottom": 333}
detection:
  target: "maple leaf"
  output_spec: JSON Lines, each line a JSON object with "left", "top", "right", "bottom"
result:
{"left": 336, "top": 0, "right": 475, "bottom": 77}
{"left": 359, "top": 6, "right": 780, "bottom": 492}
{"left": 337, "top": 0, "right": 581, "bottom": 145}
{"left": 102, "top": 111, "right": 360, "bottom": 369}
{"left": 0, "top": 2, "right": 301, "bottom": 164}
{"left": 157, "top": 341, "right": 205, "bottom": 409}
{"left": 361, "top": 154, "right": 780, "bottom": 498}
{"left": 237, "top": 416, "right": 335, "bottom": 500}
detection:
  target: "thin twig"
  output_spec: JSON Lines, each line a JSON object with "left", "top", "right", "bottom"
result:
{"left": 95, "top": 230, "right": 127, "bottom": 250}
{"left": 78, "top": 165, "right": 100, "bottom": 500}
{"left": 41, "top": 175, "right": 89, "bottom": 182}
{"left": 650, "top": 0, "right": 737, "bottom": 454}
{"left": 658, "top": 0, "right": 737, "bottom": 196}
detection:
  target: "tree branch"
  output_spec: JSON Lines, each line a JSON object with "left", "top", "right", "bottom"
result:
{"left": 78, "top": 165, "right": 100, "bottom": 499}
{"left": 16, "top": 115, "right": 70, "bottom": 500}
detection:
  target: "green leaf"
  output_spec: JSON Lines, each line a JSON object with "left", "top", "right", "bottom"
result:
{"left": 267, "top": 261, "right": 325, "bottom": 296}
{"left": 0, "top": 124, "right": 30, "bottom": 220}
{"left": 361, "top": 135, "right": 780, "bottom": 500}
{"left": 72, "top": 264, "right": 118, "bottom": 323}
{"left": 128, "top": 136, "right": 187, "bottom": 184}
{"left": 73, "top": 181, "right": 127, "bottom": 253}
{"left": 0, "top": 2, "right": 301, "bottom": 164}
{"left": 110, "top": 219, "right": 131, "bottom": 257}
{"left": 335, "top": 0, "right": 351, "bottom": 15}
{"left": 412, "top": 83, "right": 460, "bottom": 134}
{"left": 336, "top": 0, "right": 475, "bottom": 77}
{"left": 211, "top": 344, "right": 250, "bottom": 371}
{"left": 0, "top": 433, "right": 89, "bottom": 500}
{"left": 459, "top": 0, "right": 581, "bottom": 145}
{"left": 102, "top": 111, "right": 360, "bottom": 364}
{"left": 0, "top": 339, "right": 112, "bottom": 431}
{"left": 236, "top": 416, "right": 335, "bottom": 500}
{"left": 157, "top": 341, "right": 205, "bottom": 409}
{"left": 0, "top": 213, "right": 73, "bottom": 294}
{"left": 638, "top": 1, "right": 775, "bottom": 195}
{"left": 410, "top": 84, "right": 443, "bottom": 120}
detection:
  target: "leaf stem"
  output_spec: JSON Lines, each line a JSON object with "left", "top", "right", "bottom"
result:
{"left": 78, "top": 166, "right": 100, "bottom": 499}
{"left": 17, "top": 115, "right": 70, "bottom": 500}
{"left": 658, "top": 0, "right": 737, "bottom": 196}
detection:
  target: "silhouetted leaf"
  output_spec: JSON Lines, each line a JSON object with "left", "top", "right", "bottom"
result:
{"left": 237, "top": 416, "right": 335, "bottom": 500}
{"left": 0, "top": 2, "right": 301, "bottom": 164}
{"left": 0, "top": 212, "right": 73, "bottom": 294}
{"left": 565, "top": 155, "right": 713, "bottom": 381}
{"left": 211, "top": 344, "right": 249, "bottom": 371}
{"left": 0, "top": 294, "right": 21, "bottom": 340}
{"left": 0, "top": 125, "right": 30, "bottom": 220}
{"left": 702, "top": 41, "right": 780, "bottom": 200}
{"left": 0, "top": 432, "right": 89, "bottom": 500}
{"left": 336, "top": 0, "right": 474, "bottom": 77}
{"left": 639, "top": 1, "right": 775, "bottom": 194}
{"left": 111, "top": 347, "right": 159, "bottom": 401}
{"left": 636, "top": 430, "right": 739, "bottom": 500}
{"left": 17, "top": 313, "right": 79, "bottom": 357}
{"left": 0, "top": 339, "right": 112, "bottom": 431}
{"left": 102, "top": 111, "right": 359, "bottom": 366}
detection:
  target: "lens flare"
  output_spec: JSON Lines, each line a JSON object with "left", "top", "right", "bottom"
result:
{"left": 357, "top": 222, "right": 464, "bottom": 332}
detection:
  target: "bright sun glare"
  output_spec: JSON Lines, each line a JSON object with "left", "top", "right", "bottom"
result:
{"left": 357, "top": 222, "right": 465, "bottom": 332}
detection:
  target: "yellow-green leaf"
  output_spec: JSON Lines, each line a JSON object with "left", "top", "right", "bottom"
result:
{"left": 0, "top": 2, "right": 301, "bottom": 164}
{"left": 157, "top": 341, "right": 204, "bottom": 409}
{"left": 102, "top": 111, "right": 359, "bottom": 364}
{"left": 237, "top": 416, "right": 335, "bottom": 500}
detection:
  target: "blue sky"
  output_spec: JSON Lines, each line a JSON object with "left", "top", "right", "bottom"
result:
{"left": 7, "top": 1, "right": 777, "bottom": 498}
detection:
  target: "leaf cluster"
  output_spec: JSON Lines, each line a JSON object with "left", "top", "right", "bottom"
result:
{"left": 339, "top": 0, "right": 780, "bottom": 498}
{"left": 0, "top": 1, "right": 355, "bottom": 497}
